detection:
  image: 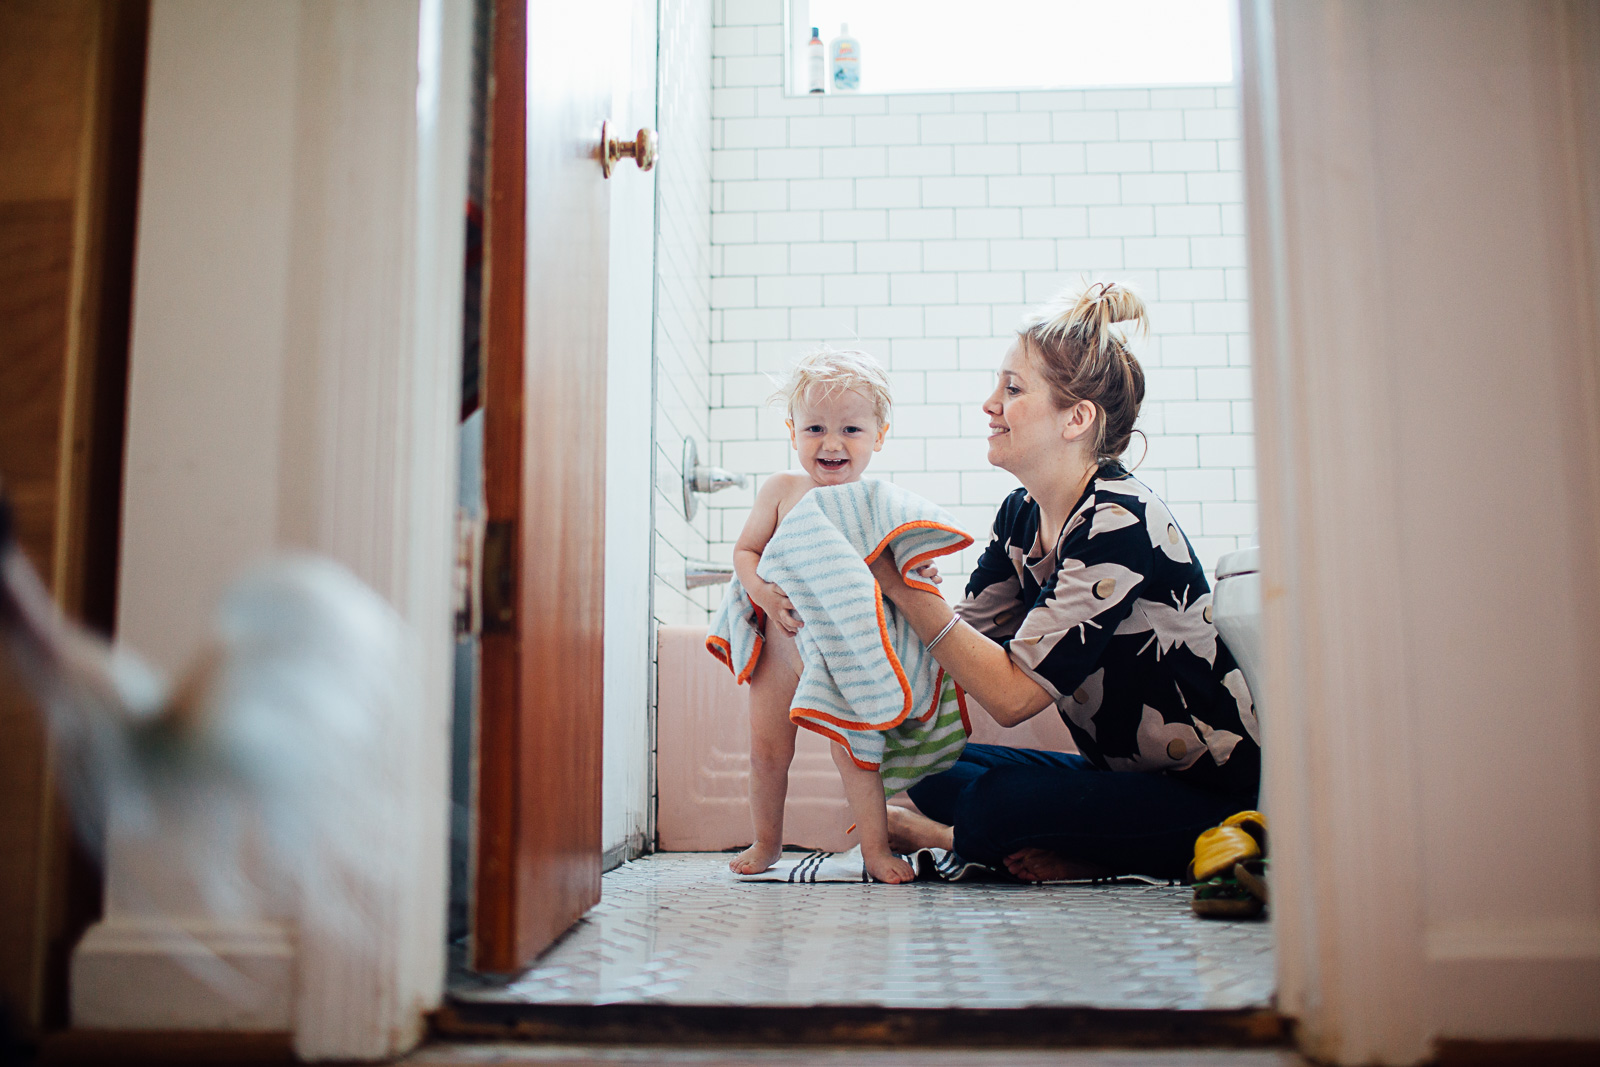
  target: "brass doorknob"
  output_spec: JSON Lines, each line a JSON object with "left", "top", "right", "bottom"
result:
{"left": 601, "top": 121, "right": 657, "bottom": 178}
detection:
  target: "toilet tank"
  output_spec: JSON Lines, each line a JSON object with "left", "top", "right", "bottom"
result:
{"left": 1212, "top": 547, "right": 1265, "bottom": 715}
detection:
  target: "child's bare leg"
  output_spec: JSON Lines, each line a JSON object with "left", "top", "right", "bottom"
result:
{"left": 730, "top": 624, "right": 803, "bottom": 874}
{"left": 831, "top": 744, "right": 915, "bottom": 884}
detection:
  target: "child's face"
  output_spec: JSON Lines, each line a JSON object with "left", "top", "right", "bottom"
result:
{"left": 787, "top": 386, "right": 887, "bottom": 486}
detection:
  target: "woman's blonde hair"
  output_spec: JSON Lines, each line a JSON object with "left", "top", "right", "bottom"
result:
{"left": 1019, "top": 280, "right": 1148, "bottom": 462}
{"left": 771, "top": 345, "right": 893, "bottom": 425}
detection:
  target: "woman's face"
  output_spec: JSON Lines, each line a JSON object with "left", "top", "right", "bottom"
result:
{"left": 984, "top": 340, "right": 1070, "bottom": 476}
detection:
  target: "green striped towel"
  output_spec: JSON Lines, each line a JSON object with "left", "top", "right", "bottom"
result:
{"left": 879, "top": 671, "right": 969, "bottom": 797}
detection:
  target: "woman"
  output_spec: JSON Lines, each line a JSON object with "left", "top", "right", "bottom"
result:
{"left": 871, "top": 281, "right": 1260, "bottom": 882}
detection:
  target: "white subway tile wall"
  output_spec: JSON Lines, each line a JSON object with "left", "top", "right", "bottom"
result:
{"left": 705, "top": 0, "right": 1255, "bottom": 589}
{"left": 654, "top": 0, "right": 716, "bottom": 625}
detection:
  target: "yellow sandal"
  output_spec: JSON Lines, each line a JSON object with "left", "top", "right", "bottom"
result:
{"left": 1190, "top": 811, "right": 1269, "bottom": 919}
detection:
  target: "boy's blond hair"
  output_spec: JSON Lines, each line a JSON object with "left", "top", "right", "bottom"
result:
{"left": 770, "top": 346, "right": 893, "bottom": 426}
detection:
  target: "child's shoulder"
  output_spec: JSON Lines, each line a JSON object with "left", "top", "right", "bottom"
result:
{"left": 761, "top": 470, "right": 814, "bottom": 494}
{"left": 754, "top": 470, "right": 811, "bottom": 505}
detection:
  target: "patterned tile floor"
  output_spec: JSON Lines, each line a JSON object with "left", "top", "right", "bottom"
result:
{"left": 453, "top": 853, "right": 1274, "bottom": 1011}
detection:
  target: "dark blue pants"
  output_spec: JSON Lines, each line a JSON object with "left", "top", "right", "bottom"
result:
{"left": 906, "top": 744, "right": 1258, "bottom": 880}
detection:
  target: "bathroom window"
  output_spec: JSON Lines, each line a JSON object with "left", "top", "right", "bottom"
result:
{"left": 787, "top": 0, "right": 1235, "bottom": 96}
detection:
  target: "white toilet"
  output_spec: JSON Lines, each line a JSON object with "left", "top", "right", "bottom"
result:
{"left": 1212, "top": 546, "right": 1264, "bottom": 709}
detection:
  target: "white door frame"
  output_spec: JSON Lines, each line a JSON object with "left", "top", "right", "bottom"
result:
{"left": 72, "top": 1, "right": 471, "bottom": 1058}
{"left": 1241, "top": 2, "right": 1600, "bottom": 1062}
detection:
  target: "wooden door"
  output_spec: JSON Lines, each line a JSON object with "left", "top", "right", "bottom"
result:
{"left": 0, "top": 0, "right": 145, "bottom": 1031}
{"left": 474, "top": 0, "right": 614, "bottom": 971}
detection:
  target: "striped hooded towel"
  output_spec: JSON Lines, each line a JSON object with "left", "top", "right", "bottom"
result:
{"left": 706, "top": 479, "right": 974, "bottom": 794}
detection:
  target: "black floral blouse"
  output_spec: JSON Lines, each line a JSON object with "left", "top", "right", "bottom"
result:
{"left": 958, "top": 464, "right": 1260, "bottom": 794}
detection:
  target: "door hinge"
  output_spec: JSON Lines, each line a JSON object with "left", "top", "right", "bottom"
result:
{"left": 453, "top": 509, "right": 486, "bottom": 636}
{"left": 482, "top": 519, "right": 515, "bottom": 633}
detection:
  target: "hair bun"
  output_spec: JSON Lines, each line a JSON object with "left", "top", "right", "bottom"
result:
{"left": 1028, "top": 280, "right": 1148, "bottom": 361}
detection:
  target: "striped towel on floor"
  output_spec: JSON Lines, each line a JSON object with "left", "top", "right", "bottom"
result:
{"left": 732, "top": 845, "right": 993, "bottom": 883}
{"left": 733, "top": 848, "right": 1181, "bottom": 886}
{"left": 706, "top": 479, "right": 973, "bottom": 792}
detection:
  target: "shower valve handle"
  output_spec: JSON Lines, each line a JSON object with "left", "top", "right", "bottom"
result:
{"left": 691, "top": 466, "right": 747, "bottom": 494}
{"left": 680, "top": 439, "right": 748, "bottom": 520}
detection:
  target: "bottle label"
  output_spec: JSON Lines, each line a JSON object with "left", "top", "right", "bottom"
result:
{"left": 831, "top": 41, "right": 860, "bottom": 92}
{"left": 833, "top": 65, "right": 859, "bottom": 91}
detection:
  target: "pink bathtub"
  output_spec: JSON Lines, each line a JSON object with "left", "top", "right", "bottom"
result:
{"left": 655, "top": 625, "right": 1079, "bottom": 853}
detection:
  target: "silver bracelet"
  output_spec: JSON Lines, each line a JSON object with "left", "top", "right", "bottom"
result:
{"left": 925, "top": 613, "right": 960, "bottom": 651}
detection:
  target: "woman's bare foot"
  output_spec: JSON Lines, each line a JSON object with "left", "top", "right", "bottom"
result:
{"left": 729, "top": 841, "right": 783, "bottom": 874}
{"left": 886, "top": 805, "right": 954, "bottom": 853}
{"left": 1002, "top": 847, "right": 1109, "bottom": 883}
{"left": 862, "top": 848, "right": 916, "bottom": 884}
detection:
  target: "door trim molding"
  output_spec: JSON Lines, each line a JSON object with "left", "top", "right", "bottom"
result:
{"left": 1240, "top": 1, "right": 1430, "bottom": 1061}
{"left": 1426, "top": 922, "right": 1600, "bottom": 963}
{"left": 1242, "top": 1, "right": 1600, "bottom": 1061}
{"left": 74, "top": 1, "right": 472, "bottom": 1058}
{"left": 72, "top": 917, "right": 294, "bottom": 1032}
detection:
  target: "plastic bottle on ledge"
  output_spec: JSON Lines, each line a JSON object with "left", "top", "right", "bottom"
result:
{"left": 830, "top": 24, "right": 860, "bottom": 93}
{"left": 807, "top": 26, "right": 826, "bottom": 93}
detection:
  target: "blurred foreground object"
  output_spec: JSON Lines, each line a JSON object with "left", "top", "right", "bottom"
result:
{"left": 0, "top": 489, "right": 412, "bottom": 1019}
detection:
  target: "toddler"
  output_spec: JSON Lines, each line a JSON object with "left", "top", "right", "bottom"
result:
{"left": 728, "top": 347, "right": 921, "bottom": 884}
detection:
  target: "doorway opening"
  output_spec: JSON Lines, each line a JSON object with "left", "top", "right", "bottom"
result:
{"left": 445, "top": 0, "right": 1271, "bottom": 1045}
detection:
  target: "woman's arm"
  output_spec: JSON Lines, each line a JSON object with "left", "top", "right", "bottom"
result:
{"left": 868, "top": 554, "right": 1053, "bottom": 726}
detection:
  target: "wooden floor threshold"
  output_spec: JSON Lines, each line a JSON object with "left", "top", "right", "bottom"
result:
{"left": 37, "top": 1029, "right": 296, "bottom": 1066}
{"left": 1433, "top": 1039, "right": 1600, "bottom": 1067}
{"left": 433, "top": 1002, "right": 1291, "bottom": 1050}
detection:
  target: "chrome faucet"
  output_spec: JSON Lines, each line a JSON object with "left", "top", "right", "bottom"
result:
{"left": 681, "top": 439, "right": 748, "bottom": 520}
{"left": 684, "top": 559, "right": 736, "bottom": 590}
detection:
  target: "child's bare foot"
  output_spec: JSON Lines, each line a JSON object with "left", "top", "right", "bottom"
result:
{"left": 730, "top": 841, "right": 783, "bottom": 874}
{"left": 886, "top": 805, "right": 954, "bottom": 853}
{"left": 863, "top": 849, "right": 916, "bottom": 884}
{"left": 1002, "top": 847, "right": 1109, "bottom": 883}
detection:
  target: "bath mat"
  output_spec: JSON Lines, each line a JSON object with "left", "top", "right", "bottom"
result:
{"left": 731, "top": 845, "right": 992, "bottom": 883}
{"left": 731, "top": 846, "right": 1182, "bottom": 886}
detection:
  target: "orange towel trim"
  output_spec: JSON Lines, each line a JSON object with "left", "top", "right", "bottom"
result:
{"left": 788, "top": 574, "right": 917, "bottom": 735}
{"left": 862, "top": 521, "right": 974, "bottom": 595}
{"left": 737, "top": 605, "right": 767, "bottom": 685}
{"left": 790, "top": 717, "right": 881, "bottom": 770}
{"left": 705, "top": 633, "right": 732, "bottom": 669}
{"left": 872, "top": 578, "right": 914, "bottom": 716}
{"left": 786, "top": 525, "right": 971, "bottom": 752}
{"left": 791, "top": 680, "right": 968, "bottom": 771}
{"left": 704, "top": 605, "right": 766, "bottom": 685}
{"left": 900, "top": 541, "right": 975, "bottom": 592}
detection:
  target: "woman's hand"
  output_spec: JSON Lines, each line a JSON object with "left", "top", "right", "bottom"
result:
{"left": 750, "top": 580, "right": 802, "bottom": 634}
{"left": 871, "top": 544, "right": 1054, "bottom": 726}
{"left": 868, "top": 553, "right": 911, "bottom": 603}
{"left": 870, "top": 554, "right": 947, "bottom": 606}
